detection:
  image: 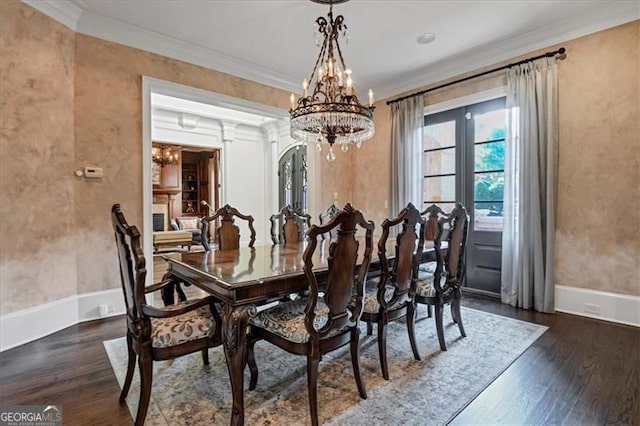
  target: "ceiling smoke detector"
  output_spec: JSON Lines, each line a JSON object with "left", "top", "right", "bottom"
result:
{"left": 417, "top": 33, "right": 436, "bottom": 45}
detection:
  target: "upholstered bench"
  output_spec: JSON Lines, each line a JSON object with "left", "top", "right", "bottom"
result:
{"left": 153, "top": 230, "right": 193, "bottom": 252}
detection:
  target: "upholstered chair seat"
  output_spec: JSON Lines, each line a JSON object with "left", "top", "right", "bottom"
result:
{"left": 419, "top": 261, "right": 437, "bottom": 274}
{"left": 353, "top": 280, "right": 401, "bottom": 314}
{"left": 150, "top": 304, "right": 216, "bottom": 348}
{"left": 416, "top": 272, "right": 455, "bottom": 298}
{"left": 415, "top": 276, "right": 436, "bottom": 298}
{"left": 250, "top": 298, "right": 348, "bottom": 344}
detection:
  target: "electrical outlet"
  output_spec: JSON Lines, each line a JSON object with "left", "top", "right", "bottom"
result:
{"left": 107, "top": 303, "right": 115, "bottom": 313}
{"left": 584, "top": 303, "right": 601, "bottom": 315}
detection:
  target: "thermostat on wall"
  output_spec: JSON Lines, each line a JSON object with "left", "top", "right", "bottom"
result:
{"left": 84, "top": 166, "right": 103, "bottom": 178}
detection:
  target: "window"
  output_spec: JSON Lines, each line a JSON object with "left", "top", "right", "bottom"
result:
{"left": 472, "top": 109, "right": 505, "bottom": 231}
{"left": 423, "top": 119, "right": 457, "bottom": 214}
{"left": 423, "top": 100, "right": 506, "bottom": 231}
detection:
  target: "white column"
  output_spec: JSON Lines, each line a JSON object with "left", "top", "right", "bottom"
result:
{"left": 261, "top": 121, "right": 281, "bottom": 216}
{"left": 270, "top": 140, "right": 279, "bottom": 212}
{"left": 221, "top": 122, "right": 237, "bottom": 205}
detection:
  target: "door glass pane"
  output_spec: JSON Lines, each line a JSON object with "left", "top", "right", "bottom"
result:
{"left": 475, "top": 202, "right": 504, "bottom": 231}
{"left": 474, "top": 141, "right": 504, "bottom": 172}
{"left": 474, "top": 171, "right": 504, "bottom": 231}
{"left": 424, "top": 120, "right": 456, "bottom": 150}
{"left": 474, "top": 171, "right": 504, "bottom": 202}
{"left": 424, "top": 176, "right": 455, "bottom": 203}
{"left": 425, "top": 147, "right": 455, "bottom": 175}
{"left": 474, "top": 109, "right": 506, "bottom": 143}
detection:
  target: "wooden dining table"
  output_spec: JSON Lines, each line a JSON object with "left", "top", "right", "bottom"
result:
{"left": 162, "top": 239, "right": 439, "bottom": 426}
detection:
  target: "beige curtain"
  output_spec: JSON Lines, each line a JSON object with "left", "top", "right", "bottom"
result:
{"left": 501, "top": 57, "right": 558, "bottom": 313}
{"left": 390, "top": 95, "right": 424, "bottom": 216}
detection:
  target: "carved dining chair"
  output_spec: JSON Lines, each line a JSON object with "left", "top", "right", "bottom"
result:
{"left": 159, "top": 203, "right": 258, "bottom": 305}
{"left": 318, "top": 203, "right": 339, "bottom": 240}
{"left": 111, "top": 204, "right": 222, "bottom": 426}
{"left": 416, "top": 202, "right": 469, "bottom": 351}
{"left": 247, "top": 204, "right": 375, "bottom": 426}
{"left": 200, "top": 204, "right": 256, "bottom": 251}
{"left": 417, "top": 203, "right": 447, "bottom": 319}
{"left": 269, "top": 205, "right": 311, "bottom": 245}
{"left": 359, "top": 202, "right": 425, "bottom": 379}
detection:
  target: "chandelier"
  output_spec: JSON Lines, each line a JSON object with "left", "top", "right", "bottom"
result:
{"left": 289, "top": 0, "right": 375, "bottom": 162}
{"left": 151, "top": 144, "right": 179, "bottom": 167}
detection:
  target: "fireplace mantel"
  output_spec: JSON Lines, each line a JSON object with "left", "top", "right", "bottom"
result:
{"left": 153, "top": 188, "right": 181, "bottom": 195}
{"left": 153, "top": 190, "right": 180, "bottom": 227}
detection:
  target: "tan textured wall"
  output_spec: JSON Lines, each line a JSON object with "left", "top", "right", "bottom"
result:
{"left": 352, "top": 103, "right": 392, "bottom": 230}
{"left": 0, "top": 1, "right": 77, "bottom": 314}
{"left": 555, "top": 21, "right": 639, "bottom": 296}
{"left": 319, "top": 149, "right": 354, "bottom": 219}
{"left": 354, "top": 21, "right": 640, "bottom": 296}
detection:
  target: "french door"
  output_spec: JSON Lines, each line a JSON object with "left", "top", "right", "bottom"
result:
{"left": 278, "top": 145, "right": 308, "bottom": 213}
{"left": 423, "top": 97, "right": 506, "bottom": 295}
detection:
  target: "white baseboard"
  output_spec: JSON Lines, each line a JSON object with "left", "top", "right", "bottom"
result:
{"left": 0, "top": 296, "right": 78, "bottom": 352}
{"left": 555, "top": 285, "right": 640, "bottom": 327}
{"left": 0, "top": 289, "right": 126, "bottom": 352}
{"left": 3, "top": 285, "right": 635, "bottom": 351}
{"left": 77, "top": 288, "right": 126, "bottom": 322}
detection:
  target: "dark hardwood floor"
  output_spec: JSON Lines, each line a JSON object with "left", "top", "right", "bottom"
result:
{"left": 0, "top": 293, "right": 638, "bottom": 425}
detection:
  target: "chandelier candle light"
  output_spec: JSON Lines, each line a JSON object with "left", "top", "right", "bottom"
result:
{"left": 289, "top": 0, "right": 375, "bottom": 162}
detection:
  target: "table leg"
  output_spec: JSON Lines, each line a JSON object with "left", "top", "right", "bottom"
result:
{"left": 222, "top": 304, "right": 257, "bottom": 426}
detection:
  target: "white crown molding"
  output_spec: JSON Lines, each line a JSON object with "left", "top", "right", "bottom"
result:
{"left": 22, "top": 0, "right": 82, "bottom": 31}
{"left": 24, "top": 1, "right": 639, "bottom": 101}
{"left": 73, "top": 8, "right": 301, "bottom": 94}
{"left": 375, "top": 4, "right": 640, "bottom": 100}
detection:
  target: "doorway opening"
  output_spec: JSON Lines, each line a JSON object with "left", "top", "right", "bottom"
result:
{"left": 151, "top": 142, "right": 220, "bottom": 248}
{"left": 142, "top": 77, "right": 319, "bottom": 286}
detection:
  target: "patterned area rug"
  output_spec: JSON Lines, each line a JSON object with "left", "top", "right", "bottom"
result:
{"left": 104, "top": 307, "right": 546, "bottom": 425}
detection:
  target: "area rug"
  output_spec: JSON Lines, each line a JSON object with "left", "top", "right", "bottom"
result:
{"left": 104, "top": 307, "right": 547, "bottom": 425}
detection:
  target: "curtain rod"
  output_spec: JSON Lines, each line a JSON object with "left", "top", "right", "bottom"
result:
{"left": 386, "top": 47, "right": 566, "bottom": 105}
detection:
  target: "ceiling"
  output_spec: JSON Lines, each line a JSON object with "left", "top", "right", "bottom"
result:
{"left": 26, "top": 0, "right": 639, "bottom": 99}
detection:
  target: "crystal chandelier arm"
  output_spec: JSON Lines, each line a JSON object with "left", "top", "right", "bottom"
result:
{"left": 307, "top": 16, "right": 329, "bottom": 87}
{"left": 334, "top": 37, "right": 348, "bottom": 78}
{"left": 306, "top": 37, "right": 328, "bottom": 103}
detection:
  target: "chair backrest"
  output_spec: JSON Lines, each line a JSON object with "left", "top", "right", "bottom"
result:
{"left": 201, "top": 204, "right": 256, "bottom": 251}
{"left": 423, "top": 203, "right": 469, "bottom": 293}
{"left": 269, "top": 205, "right": 311, "bottom": 245}
{"left": 421, "top": 203, "right": 446, "bottom": 242}
{"left": 111, "top": 204, "right": 146, "bottom": 325}
{"left": 377, "top": 203, "right": 426, "bottom": 307}
{"left": 303, "top": 203, "right": 375, "bottom": 340}
{"left": 318, "top": 204, "right": 340, "bottom": 240}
